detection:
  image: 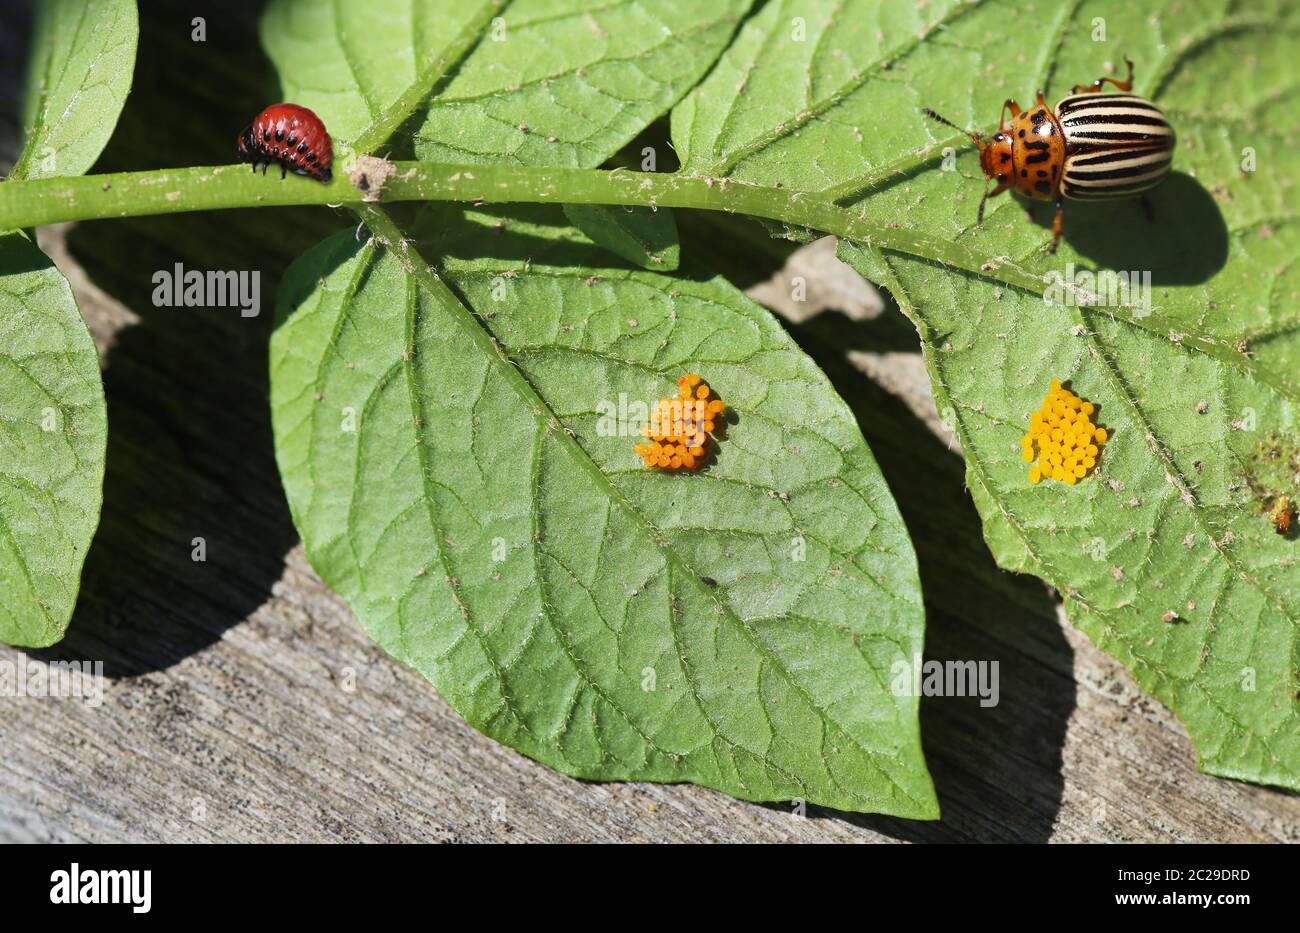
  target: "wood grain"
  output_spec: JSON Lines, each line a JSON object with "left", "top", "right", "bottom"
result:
{"left": 1, "top": 0, "right": 1295, "bottom": 843}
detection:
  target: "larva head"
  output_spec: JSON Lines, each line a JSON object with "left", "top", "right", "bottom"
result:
{"left": 236, "top": 124, "right": 255, "bottom": 161}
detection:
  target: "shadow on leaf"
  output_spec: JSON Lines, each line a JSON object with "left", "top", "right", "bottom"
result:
{"left": 1026, "top": 171, "right": 1228, "bottom": 285}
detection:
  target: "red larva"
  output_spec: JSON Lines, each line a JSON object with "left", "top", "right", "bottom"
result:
{"left": 237, "top": 103, "right": 333, "bottom": 182}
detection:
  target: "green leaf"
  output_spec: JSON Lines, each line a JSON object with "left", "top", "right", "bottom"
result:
{"left": 8, "top": 0, "right": 138, "bottom": 181}
{"left": 0, "top": 0, "right": 130, "bottom": 645}
{"left": 672, "top": 0, "right": 1300, "bottom": 789}
{"left": 263, "top": 0, "right": 935, "bottom": 812}
{"left": 270, "top": 204, "right": 935, "bottom": 816}
{"left": 0, "top": 232, "right": 106, "bottom": 647}
{"left": 562, "top": 203, "right": 680, "bottom": 270}
{"left": 260, "top": 0, "right": 498, "bottom": 149}
{"left": 262, "top": 0, "right": 753, "bottom": 164}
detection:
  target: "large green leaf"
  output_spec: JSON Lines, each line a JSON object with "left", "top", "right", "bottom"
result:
{"left": 269, "top": 204, "right": 934, "bottom": 816}
{"left": 263, "top": 0, "right": 752, "bottom": 164}
{"left": 8, "top": 0, "right": 137, "bottom": 181}
{"left": 672, "top": 0, "right": 1299, "bottom": 789}
{"left": 260, "top": 0, "right": 495, "bottom": 147}
{"left": 0, "top": 233, "right": 106, "bottom": 647}
{"left": 0, "top": 0, "right": 134, "bottom": 645}
{"left": 261, "top": 0, "right": 937, "bottom": 812}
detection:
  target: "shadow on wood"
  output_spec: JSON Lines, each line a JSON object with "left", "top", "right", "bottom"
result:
{"left": 780, "top": 311, "right": 1076, "bottom": 842}
{"left": 30, "top": 213, "right": 304, "bottom": 678}
{"left": 28, "top": 0, "right": 338, "bottom": 677}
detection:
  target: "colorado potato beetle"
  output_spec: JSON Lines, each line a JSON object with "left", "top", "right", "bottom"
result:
{"left": 237, "top": 103, "right": 333, "bottom": 182}
{"left": 923, "top": 58, "right": 1175, "bottom": 253}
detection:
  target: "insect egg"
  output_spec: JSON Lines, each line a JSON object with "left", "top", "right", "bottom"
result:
{"left": 634, "top": 374, "right": 726, "bottom": 471}
{"left": 1023, "top": 379, "right": 1107, "bottom": 485}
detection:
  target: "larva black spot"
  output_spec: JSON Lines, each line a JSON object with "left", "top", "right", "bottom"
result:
{"left": 238, "top": 104, "right": 334, "bottom": 184}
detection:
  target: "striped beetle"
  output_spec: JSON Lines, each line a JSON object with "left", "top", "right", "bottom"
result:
{"left": 923, "top": 58, "right": 1175, "bottom": 253}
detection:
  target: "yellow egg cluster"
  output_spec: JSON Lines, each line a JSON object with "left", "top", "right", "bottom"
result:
{"left": 634, "top": 374, "right": 726, "bottom": 471}
{"left": 1024, "top": 379, "right": 1108, "bottom": 485}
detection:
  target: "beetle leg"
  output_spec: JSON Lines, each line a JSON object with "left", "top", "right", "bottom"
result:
{"left": 998, "top": 98, "right": 1022, "bottom": 131}
{"left": 1139, "top": 194, "right": 1155, "bottom": 222}
{"left": 977, "top": 179, "right": 1013, "bottom": 226}
{"left": 1073, "top": 55, "right": 1135, "bottom": 94}
{"left": 280, "top": 162, "right": 287, "bottom": 180}
{"left": 1049, "top": 200, "right": 1064, "bottom": 254}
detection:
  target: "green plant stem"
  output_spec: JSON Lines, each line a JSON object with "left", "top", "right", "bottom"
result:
{"left": 0, "top": 158, "right": 1282, "bottom": 398}
{"left": 0, "top": 160, "right": 1001, "bottom": 278}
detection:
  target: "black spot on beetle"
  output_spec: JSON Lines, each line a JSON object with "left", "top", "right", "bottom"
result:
{"left": 275, "top": 129, "right": 284, "bottom": 141}
{"left": 1034, "top": 180, "right": 1052, "bottom": 194}
{"left": 1018, "top": 129, "right": 1026, "bottom": 138}
{"left": 297, "top": 143, "right": 307, "bottom": 153}
{"left": 1021, "top": 169, "right": 1027, "bottom": 177}
{"left": 1031, "top": 109, "right": 1046, "bottom": 124}
{"left": 1037, "top": 169, "right": 1048, "bottom": 177}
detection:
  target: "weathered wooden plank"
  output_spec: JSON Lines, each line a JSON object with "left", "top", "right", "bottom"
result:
{"left": 0, "top": 0, "right": 1295, "bottom": 844}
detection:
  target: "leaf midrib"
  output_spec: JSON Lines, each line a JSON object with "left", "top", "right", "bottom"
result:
{"left": 357, "top": 206, "right": 927, "bottom": 809}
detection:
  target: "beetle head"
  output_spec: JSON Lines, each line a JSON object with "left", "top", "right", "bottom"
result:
{"left": 923, "top": 108, "right": 1010, "bottom": 226}
{"left": 978, "top": 132, "right": 1012, "bottom": 182}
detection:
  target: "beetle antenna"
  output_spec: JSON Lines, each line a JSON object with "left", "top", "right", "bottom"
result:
{"left": 977, "top": 181, "right": 990, "bottom": 227}
{"left": 922, "top": 108, "right": 983, "bottom": 145}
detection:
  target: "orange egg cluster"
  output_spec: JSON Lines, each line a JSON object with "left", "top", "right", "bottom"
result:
{"left": 634, "top": 374, "right": 726, "bottom": 471}
{"left": 1024, "top": 379, "right": 1108, "bottom": 485}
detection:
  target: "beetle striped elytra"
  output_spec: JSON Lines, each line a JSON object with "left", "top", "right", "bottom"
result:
{"left": 923, "top": 57, "right": 1175, "bottom": 253}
